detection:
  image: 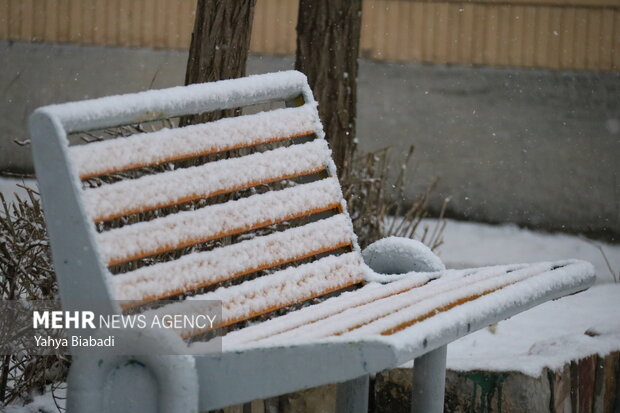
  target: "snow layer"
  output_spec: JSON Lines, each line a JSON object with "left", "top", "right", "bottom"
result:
{"left": 150, "top": 252, "right": 365, "bottom": 337}
{"left": 113, "top": 214, "right": 355, "bottom": 302}
{"left": 429, "top": 218, "right": 619, "bottom": 283}
{"left": 70, "top": 104, "right": 319, "bottom": 178}
{"left": 39, "top": 70, "right": 312, "bottom": 133}
{"left": 222, "top": 272, "right": 438, "bottom": 346}
{"left": 98, "top": 177, "right": 343, "bottom": 265}
{"left": 85, "top": 139, "right": 331, "bottom": 222}
{"left": 445, "top": 283, "right": 620, "bottom": 377}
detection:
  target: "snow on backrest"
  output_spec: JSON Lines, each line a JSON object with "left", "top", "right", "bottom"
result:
{"left": 54, "top": 72, "right": 364, "bottom": 328}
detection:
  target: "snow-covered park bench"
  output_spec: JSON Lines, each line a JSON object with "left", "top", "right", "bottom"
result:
{"left": 28, "top": 71, "right": 595, "bottom": 413}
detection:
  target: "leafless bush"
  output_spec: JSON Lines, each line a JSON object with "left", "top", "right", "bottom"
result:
{"left": 341, "top": 143, "right": 447, "bottom": 251}
{"left": 0, "top": 187, "right": 69, "bottom": 408}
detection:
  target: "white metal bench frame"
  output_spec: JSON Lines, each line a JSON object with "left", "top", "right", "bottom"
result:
{"left": 29, "top": 71, "right": 595, "bottom": 413}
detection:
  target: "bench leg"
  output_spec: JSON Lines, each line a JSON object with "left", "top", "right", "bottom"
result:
{"left": 336, "top": 374, "right": 369, "bottom": 413}
{"left": 411, "top": 345, "right": 447, "bottom": 413}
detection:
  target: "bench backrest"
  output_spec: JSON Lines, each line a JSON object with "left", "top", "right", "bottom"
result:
{"left": 29, "top": 71, "right": 365, "bottom": 330}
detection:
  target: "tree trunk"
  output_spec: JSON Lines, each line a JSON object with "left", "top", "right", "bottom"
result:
{"left": 295, "top": 0, "right": 363, "bottom": 177}
{"left": 182, "top": 0, "right": 257, "bottom": 125}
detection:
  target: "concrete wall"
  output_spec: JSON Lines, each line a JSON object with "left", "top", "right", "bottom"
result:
{"left": 1, "top": 41, "right": 618, "bottom": 238}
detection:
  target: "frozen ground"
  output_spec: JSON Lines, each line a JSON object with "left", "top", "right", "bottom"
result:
{"left": 428, "top": 218, "right": 619, "bottom": 284}
{"left": 1, "top": 177, "right": 619, "bottom": 410}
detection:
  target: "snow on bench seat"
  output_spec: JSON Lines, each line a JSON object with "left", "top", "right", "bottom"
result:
{"left": 99, "top": 177, "right": 344, "bottom": 266}
{"left": 185, "top": 261, "right": 590, "bottom": 351}
{"left": 85, "top": 139, "right": 332, "bottom": 222}
{"left": 266, "top": 262, "right": 550, "bottom": 342}
{"left": 113, "top": 214, "right": 355, "bottom": 304}
{"left": 70, "top": 105, "right": 319, "bottom": 179}
{"left": 144, "top": 252, "right": 366, "bottom": 338}
{"left": 222, "top": 264, "right": 524, "bottom": 346}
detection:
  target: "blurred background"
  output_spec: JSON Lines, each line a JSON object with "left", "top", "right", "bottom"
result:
{"left": 1, "top": 0, "right": 618, "bottom": 239}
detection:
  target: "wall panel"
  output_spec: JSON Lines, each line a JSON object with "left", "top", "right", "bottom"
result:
{"left": 1, "top": 0, "right": 618, "bottom": 71}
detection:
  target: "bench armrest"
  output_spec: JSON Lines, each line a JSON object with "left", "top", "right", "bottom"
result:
{"left": 362, "top": 236, "right": 445, "bottom": 277}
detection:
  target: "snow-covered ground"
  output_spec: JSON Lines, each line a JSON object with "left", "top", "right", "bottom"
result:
{"left": 408, "top": 218, "right": 620, "bottom": 377}
{"left": 446, "top": 283, "right": 620, "bottom": 376}
{"left": 1, "top": 177, "right": 619, "bottom": 411}
{"left": 429, "top": 218, "right": 618, "bottom": 284}
{"left": 0, "top": 176, "right": 36, "bottom": 204}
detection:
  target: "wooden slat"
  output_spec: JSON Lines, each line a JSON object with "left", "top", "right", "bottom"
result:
{"left": 223, "top": 271, "right": 442, "bottom": 346}
{"left": 70, "top": 105, "right": 318, "bottom": 179}
{"left": 98, "top": 177, "right": 343, "bottom": 266}
{"left": 84, "top": 139, "right": 330, "bottom": 223}
{"left": 342, "top": 262, "right": 559, "bottom": 337}
{"left": 153, "top": 252, "right": 365, "bottom": 338}
{"left": 114, "top": 215, "right": 355, "bottom": 305}
{"left": 250, "top": 264, "right": 526, "bottom": 343}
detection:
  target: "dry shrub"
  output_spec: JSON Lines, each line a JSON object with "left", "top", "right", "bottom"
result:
{"left": 341, "top": 143, "right": 447, "bottom": 251}
{"left": 0, "top": 187, "right": 69, "bottom": 408}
